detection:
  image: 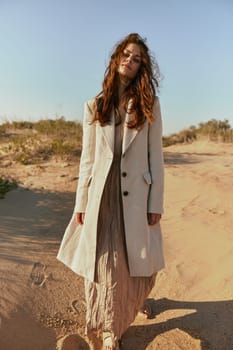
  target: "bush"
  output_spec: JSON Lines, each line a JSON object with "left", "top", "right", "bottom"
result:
{"left": 10, "top": 121, "right": 34, "bottom": 129}
{"left": 0, "top": 124, "right": 7, "bottom": 135}
{"left": 163, "top": 119, "right": 232, "bottom": 147}
{"left": 197, "top": 119, "right": 231, "bottom": 141}
{"left": 0, "top": 177, "right": 17, "bottom": 198}
{"left": 163, "top": 128, "right": 197, "bottom": 147}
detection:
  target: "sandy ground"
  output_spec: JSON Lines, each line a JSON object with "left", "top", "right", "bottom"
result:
{"left": 0, "top": 140, "right": 232, "bottom": 350}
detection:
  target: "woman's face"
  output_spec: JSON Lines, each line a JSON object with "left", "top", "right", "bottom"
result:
{"left": 118, "top": 43, "right": 141, "bottom": 81}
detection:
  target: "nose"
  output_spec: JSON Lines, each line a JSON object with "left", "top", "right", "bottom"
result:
{"left": 126, "top": 55, "right": 132, "bottom": 63}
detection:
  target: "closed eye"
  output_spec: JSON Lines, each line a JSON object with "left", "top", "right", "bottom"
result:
{"left": 122, "top": 50, "right": 141, "bottom": 64}
{"left": 133, "top": 57, "right": 141, "bottom": 64}
{"left": 122, "top": 51, "right": 130, "bottom": 58}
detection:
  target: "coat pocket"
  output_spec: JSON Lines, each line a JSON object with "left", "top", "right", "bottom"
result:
{"left": 143, "top": 171, "right": 152, "bottom": 185}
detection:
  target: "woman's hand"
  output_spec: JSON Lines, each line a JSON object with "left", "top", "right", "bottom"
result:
{"left": 147, "top": 213, "right": 161, "bottom": 225}
{"left": 76, "top": 212, "right": 85, "bottom": 225}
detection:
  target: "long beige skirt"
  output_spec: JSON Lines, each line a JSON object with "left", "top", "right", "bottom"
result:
{"left": 85, "top": 123, "right": 156, "bottom": 340}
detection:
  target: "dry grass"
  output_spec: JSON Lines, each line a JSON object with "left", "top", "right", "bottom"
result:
{"left": 1, "top": 117, "right": 232, "bottom": 160}
{"left": 0, "top": 117, "right": 82, "bottom": 165}
{"left": 163, "top": 119, "right": 233, "bottom": 147}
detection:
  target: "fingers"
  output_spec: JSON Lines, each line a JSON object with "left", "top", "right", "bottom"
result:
{"left": 75, "top": 212, "right": 85, "bottom": 225}
{"left": 147, "top": 213, "right": 161, "bottom": 225}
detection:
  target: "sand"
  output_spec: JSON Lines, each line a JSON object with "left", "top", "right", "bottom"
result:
{"left": 0, "top": 140, "right": 232, "bottom": 350}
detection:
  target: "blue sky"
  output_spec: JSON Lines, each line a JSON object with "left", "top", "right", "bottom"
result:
{"left": 0, "top": 0, "right": 233, "bottom": 135}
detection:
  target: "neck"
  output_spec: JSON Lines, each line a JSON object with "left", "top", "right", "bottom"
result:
{"left": 118, "top": 75, "right": 131, "bottom": 99}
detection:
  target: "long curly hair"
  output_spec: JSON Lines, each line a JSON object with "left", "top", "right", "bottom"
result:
{"left": 93, "top": 33, "right": 161, "bottom": 129}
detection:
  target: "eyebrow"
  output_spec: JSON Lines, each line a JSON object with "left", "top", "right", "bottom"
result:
{"left": 124, "top": 48, "right": 141, "bottom": 58}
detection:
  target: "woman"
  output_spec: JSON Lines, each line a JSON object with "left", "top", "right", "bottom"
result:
{"left": 57, "top": 33, "right": 164, "bottom": 350}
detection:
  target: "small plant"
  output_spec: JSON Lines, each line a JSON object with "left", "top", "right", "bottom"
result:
{"left": 0, "top": 177, "right": 17, "bottom": 198}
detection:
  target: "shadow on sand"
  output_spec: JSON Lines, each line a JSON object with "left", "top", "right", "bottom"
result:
{"left": 163, "top": 151, "right": 218, "bottom": 165}
{"left": 1, "top": 187, "right": 232, "bottom": 350}
{"left": 0, "top": 186, "right": 75, "bottom": 265}
{"left": 123, "top": 297, "right": 233, "bottom": 350}
{"left": 0, "top": 186, "right": 89, "bottom": 350}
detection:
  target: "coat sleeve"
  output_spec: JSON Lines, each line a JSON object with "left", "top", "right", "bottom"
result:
{"left": 148, "top": 97, "right": 164, "bottom": 214}
{"left": 74, "top": 100, "right": 96, "bottom": 212}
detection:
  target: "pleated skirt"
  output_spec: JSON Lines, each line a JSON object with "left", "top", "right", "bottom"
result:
{"left": 85, "top": 122, "right": 156, "bottom": 340}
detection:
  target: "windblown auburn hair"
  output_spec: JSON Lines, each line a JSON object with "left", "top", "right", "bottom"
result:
{"left": 92, "top": 33, "right": 161, "bottom": 129}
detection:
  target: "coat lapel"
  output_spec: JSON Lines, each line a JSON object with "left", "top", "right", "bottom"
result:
{"left": 122, "top": 101, "right": 139, "bottom": 155}
{"left": 99, "top": 100, "right": 139, "bottom": 156}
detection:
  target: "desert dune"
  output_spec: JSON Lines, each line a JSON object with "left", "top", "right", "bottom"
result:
{"left": 0, "top": 140, "right": 232, "bottom": 350}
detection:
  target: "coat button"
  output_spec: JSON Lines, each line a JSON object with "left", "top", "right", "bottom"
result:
{"left": 122, "top": 172, "right": 127, "bottom": 177}
{"left": 123, "top": 191, "right": 129, "bottom": 196}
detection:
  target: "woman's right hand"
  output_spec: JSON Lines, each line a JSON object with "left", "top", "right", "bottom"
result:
{"left": 76, "top": 212, "right": 85, "bottom": 225}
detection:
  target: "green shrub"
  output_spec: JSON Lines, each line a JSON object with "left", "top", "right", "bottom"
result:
{"left": 0, "top": 177, "right": 17, "bottom": 198}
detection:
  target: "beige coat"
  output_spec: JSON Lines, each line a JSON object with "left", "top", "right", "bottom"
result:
{"left": 57, "top": 97, "right": 165, "bottom": 281}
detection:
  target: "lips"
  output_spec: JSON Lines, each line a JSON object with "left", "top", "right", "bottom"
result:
{"left": 122, "top": 63, "right": 131, "bottom": 70}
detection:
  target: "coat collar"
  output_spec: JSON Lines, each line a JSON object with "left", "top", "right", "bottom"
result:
{"left": 100, "top": 99, "right": 139, "bottom": 156}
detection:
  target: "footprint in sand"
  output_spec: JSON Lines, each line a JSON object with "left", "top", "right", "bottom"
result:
{"left": 70, "top": 299, "right": 86, "bottom": 314}
{"left": 30, "top": 262, "right": 51, "bottom": 287}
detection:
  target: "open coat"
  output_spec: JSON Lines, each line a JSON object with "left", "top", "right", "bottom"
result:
{"left": 57, "top": 97, "right": 165, "bottom": 282}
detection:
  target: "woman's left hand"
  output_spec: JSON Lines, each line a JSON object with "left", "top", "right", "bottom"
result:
{"left": 147, "top": 213, "right": 161, "bottom": 225}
